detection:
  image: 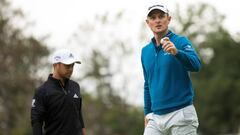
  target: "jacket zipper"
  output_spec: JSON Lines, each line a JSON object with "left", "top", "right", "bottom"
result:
{"left": 59, "top": 81, "right": 67, "bottom": 95}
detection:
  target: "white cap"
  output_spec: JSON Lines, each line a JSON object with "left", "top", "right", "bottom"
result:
{"left": 52, "top": 49, "right": 81, "bottom": 64}
{"left": 147, "top": 4, "right": 169, "bottom": 17}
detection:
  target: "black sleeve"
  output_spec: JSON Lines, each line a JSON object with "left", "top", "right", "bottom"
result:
{"left": 31, "top": 88, "right": 46, "bottom": 135}
{"left": 79, "top": 96, "right": 85, "bottom": 128}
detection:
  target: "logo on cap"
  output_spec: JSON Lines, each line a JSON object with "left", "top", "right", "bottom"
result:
{"left": 69, "top": 53, "right": 74, "bottom": 58}
{"left": 54, "top": 56, "right": 61, "bottom": 61}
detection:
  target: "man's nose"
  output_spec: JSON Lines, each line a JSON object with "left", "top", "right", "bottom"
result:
{"left": 155, "top": 17, "right": 161, "bottom": 23}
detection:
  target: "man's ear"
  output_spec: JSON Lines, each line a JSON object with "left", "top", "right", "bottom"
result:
{"left": 146, "top": 19, "right": 149, "bottom": 25}
{"left": 53, "top": 63, "right": 58, "bottom": 69}
{"left": 168, "top": 15, "right": 172, "bottom": 22}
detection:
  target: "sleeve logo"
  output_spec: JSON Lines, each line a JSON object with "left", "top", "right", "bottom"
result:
{"left": 32, "top": 99, "right": 36, "bottom": 107}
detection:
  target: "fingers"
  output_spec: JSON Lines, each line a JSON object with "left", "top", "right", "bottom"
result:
{"left": 161, "top": 37, "right": 169, "bottom": 48}
{"left": 165, "top": 45, "right": 175, "bottom": 52}
{"left": 162, "top": 41, "right": 172, "bottom": 51}
{"left": 161, "top": 38, "right": 176, "bottom": 55}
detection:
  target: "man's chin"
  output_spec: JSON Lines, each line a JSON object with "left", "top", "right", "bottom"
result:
{"left": 154, "top": 29, "right": 162, "bottom": 33}
{"left": 155, "top": 29, "right": 167, "bottom": 35}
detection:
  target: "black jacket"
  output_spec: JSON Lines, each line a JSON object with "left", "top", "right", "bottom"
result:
{"left": 31, "top": 74, "right": 85, "bottom": 135}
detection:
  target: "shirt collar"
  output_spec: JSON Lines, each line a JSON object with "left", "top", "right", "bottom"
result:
{"left": 48, "top": 74, "right": 69, "bottom": 86}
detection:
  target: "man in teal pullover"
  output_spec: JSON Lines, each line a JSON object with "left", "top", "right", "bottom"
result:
{"left": 141, "top": 4, "right": 201, "bottom": 135}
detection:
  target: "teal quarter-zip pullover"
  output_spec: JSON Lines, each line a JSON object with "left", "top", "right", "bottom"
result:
{"left": 141, "top": 30, "right": 201, "bottom": 115}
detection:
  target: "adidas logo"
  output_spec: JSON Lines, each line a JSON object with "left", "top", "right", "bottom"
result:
{"left": 69, "top": 53, "right": 74, "bottom": 58}
{"left": 73, "top": 94, "right": 78, "bottom": 98}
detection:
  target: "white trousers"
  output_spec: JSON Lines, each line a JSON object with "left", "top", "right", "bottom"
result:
{"left": 143, "top": 105, "right": 199, "bottom": 135}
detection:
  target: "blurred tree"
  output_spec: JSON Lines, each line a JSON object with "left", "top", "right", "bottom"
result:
{"left": 198, "top": 29, "right": 240, "bottom": 134}
{"left": 0, "top": 0, "right": 49, "bottom": 134}
{"left": 173, "top": 3, "right": 240, "bottom": 134}
{"left": 71, "top": 12, "right": 144, "bottom": 135}
{"left": 81, "top": 50, "right": 143, "bottom": 135}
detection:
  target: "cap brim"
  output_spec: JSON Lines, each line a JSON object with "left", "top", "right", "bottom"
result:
{"left": 61, "top": 59, "right": 81, "bottom": 65}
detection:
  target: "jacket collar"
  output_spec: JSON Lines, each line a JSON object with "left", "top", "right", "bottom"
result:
{"left": 48, "top": 74, "right": 69, "bottom": 87}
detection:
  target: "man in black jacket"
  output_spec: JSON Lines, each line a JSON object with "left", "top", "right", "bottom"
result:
{"left": 31, "top": 49, "right": 86, "bottom": 135}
